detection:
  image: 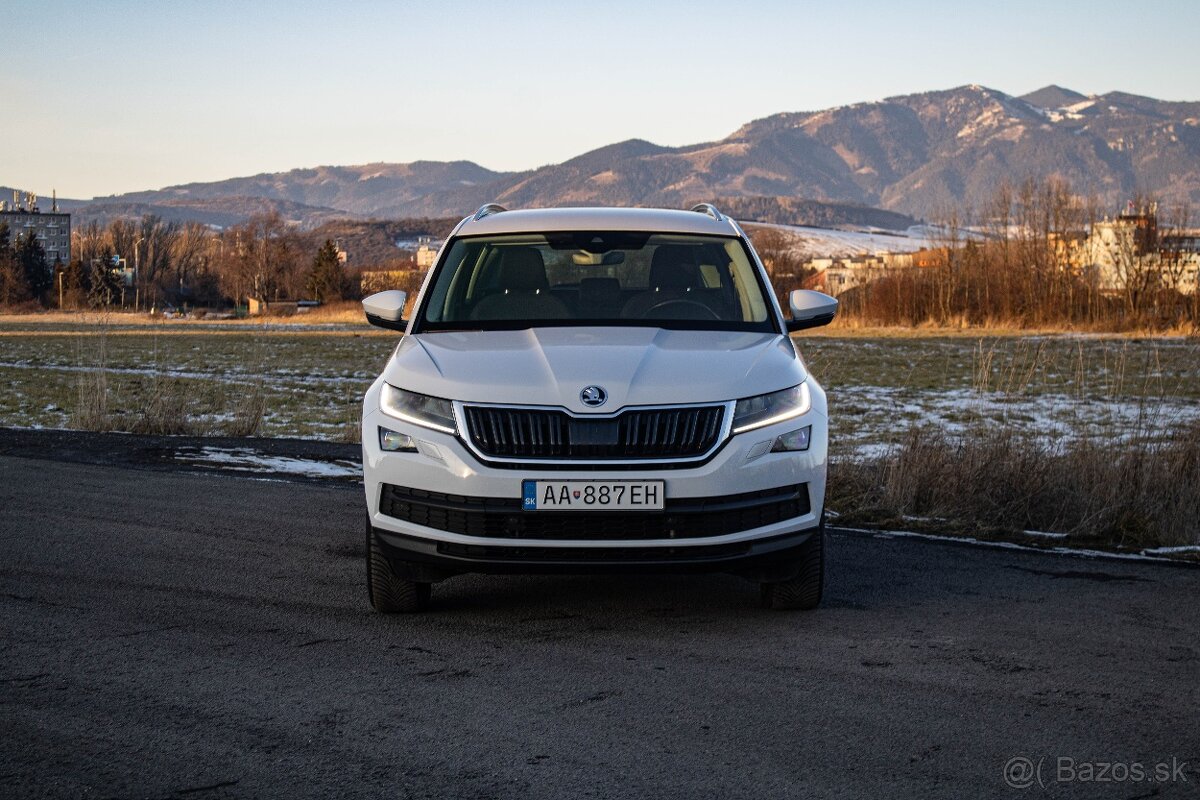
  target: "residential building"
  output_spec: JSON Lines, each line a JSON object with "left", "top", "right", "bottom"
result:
{"left": 0, "top": 191, "right": 70, "bottom": 264}
{"left": 1086, "top": 206, "right": 1199, "bottom": 295}
{"left": 415, "top": 236, "right": 441, "bottom": 269}
{"left": 803, "top": 250, "right": 933, "bottom": 297}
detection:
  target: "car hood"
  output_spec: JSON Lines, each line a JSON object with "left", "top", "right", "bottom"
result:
{"left": 381, "top": 327, "right": 805, "bottom": 412}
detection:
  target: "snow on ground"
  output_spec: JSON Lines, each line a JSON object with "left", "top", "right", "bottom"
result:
{"left": 843, "top": 527, "right": 1193, "bottom": 564}
{"left": 748, "top": 222, "right": 986, "bottom": 258}
{"left": 176, "top": 446, "right": 362, "bottom": 479}
{"left": 833, "top": 384, "right": 1200, "bottom": 459}
{"left": 751, "top": 222, "right": 935, "bottom": 256}
{"left": 0, "top": 361, "right": 373, "bottom": 387}
{"left": 1023, "top": 530, "right": 1070, "bottom": 540}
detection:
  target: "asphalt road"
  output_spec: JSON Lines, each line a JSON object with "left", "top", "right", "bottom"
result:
{"left": 2, "top": 453, "right": 1198, "bottom": 799}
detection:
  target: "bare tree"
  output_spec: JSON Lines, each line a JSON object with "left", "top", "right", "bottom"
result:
{"left": 168, "top": 222, "right": 212, "bottom": 303}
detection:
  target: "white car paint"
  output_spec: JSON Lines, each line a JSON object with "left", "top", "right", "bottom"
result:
{"left": 382, "top": 328, "right": 807, "bottom": 411}
{"left": 360, "top": 205, "right": 835, "bottom": 558}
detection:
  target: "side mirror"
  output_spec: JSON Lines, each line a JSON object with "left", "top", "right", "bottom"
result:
{"left": 363, "top": 290, "right": 408, "bottom": 332}
{"left": 786, "top": 289, "right": 838, "bottom": 332}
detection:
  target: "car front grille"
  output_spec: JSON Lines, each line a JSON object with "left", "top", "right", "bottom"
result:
{"left": 462, "top": 404, "right": 725, "bottom": 460}
{"left": 378, "top": 483, "right": 810, "bottom": 541}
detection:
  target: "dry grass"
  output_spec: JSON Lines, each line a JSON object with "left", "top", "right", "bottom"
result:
{"left": 828, "top": 339, "right": 1200, "bottom": 549}
{"left": 71, "top": 369, "right": 111, "bottom": 432}
{"left": 285, "top": 301, "right": 367, "bottom": 324}
{"left": 224, "top": 385, "right": 268, "bottom": 437}
{"left": 5, "top": 308, "right": 1200, "bottom": 339}
{"left": 335, "top": 388, "right": 363, "bottom": 444}
{"left": 64, "top": 315, "right": 270, "bottom": 438}
{"left": 130, "top": 377, "right": 197, "bottom": 436}
{"left": 830, "top": 420, "right": 1200, "bottom": 549}
{"left": 0, "top": 304, "right": 373, "bottom": 328}
{"left": 817, "top": 315, "right": 1200, "bottom": 338}
{"left": 70, "top": 317, "right": 112, "bottom": 431}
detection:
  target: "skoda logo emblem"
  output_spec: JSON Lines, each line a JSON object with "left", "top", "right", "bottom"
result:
{"left": 580, "top": 385, "right": 607, "bottom": 407}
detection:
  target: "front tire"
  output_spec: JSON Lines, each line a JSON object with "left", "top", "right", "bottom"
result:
{"left": 760, "top": 520, "right": 824, "bottom": 610}
{"left": 366, "top": 519, "right": 431, "bottom": 613}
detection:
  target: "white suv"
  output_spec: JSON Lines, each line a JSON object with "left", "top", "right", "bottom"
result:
{"left": 361, "top": 204, "right": 836, "bottom": 612}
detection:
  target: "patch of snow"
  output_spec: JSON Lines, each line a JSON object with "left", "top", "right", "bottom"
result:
{"left": 1141, "top": 545, "right": 1200, "bottom": 555}
{"left": 0, "top": 361, "right": 371, "bottom": 388}
{"left": 178, "top": 446, "right": 361, "bottom": 479}
{"left": 1023, "top": 530, "right": 1069, "bottom": 540}
{"left": 840, "top": 527, "right": 1186, "bottom": 564}
{"left": 750, "top": 222, "right": 935, "bottom": 257}
{"left": 850, "top": 442, "right": 893, "bottom": 459}
{"left": 833, "top": 382, "right": 1200, "bottom": 460}
{"left": 901, "top": 514, "right": 945, "bottom": 523}
{"left": 1063, "top": 99, "right": 1096, "bottom": 114}
{"left": 395, "top": 237, "right": 442, "bottom": 250}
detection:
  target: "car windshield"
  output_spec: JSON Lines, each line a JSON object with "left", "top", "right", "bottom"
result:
{"left": 414, "top": 232, "right": 776, "bottom": 333}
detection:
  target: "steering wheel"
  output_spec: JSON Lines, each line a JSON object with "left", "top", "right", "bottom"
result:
{"left": 643, "top": 299, "right": 721, "bottom": 320}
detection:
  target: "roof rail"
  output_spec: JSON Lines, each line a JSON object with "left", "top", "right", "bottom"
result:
{"left": 472, "top": 203, "right": 508, "bottom": 221}
{"left": 689, "top": 203, "right": 725, "bottom": 223}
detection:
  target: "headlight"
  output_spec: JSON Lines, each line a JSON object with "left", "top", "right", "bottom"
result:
{"left": 380, "top": 384, "right": 457, "bottom": 434}
{"left": 733, "top": 383, "right": 811, "bottom": 434}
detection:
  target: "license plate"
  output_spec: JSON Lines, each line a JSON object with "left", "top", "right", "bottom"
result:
{"left": 522, "top": 480, "right": 664, "bottom": 511}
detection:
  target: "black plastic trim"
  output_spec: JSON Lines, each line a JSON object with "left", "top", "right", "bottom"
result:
{"left": 786, "top": 312, "right": 837, "bottom": 332}
{"left": 372, "top": 525, "right": 817, "bottom": 578}
{"left": 365, "top": 312, "right": 408, "bottom": 332}
{"left": 378, "top": 482, "right": 810, "bottom": 541}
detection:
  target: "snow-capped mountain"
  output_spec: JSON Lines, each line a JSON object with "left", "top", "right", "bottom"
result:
{"left": 61, "top": 85, "right": 1200, "bottom": 225}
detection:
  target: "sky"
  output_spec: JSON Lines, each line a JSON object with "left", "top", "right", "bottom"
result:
{"left": 3, "top": 0, "right": 1200, "bottom": 199}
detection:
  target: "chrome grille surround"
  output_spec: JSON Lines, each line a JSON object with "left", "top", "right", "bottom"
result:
{"left": 454, "top": 400, "right": 735, "bottom": 466}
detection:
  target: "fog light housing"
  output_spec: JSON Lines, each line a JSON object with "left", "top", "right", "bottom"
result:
{"left": 379, "top": 427, "right": 417, "bottom": 452}
{"left": 771, "top": 426, "right": 811, "bottom": 452}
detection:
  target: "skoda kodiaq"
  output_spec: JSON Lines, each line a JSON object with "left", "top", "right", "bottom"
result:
{"left": 361, "top": 204, "right": 837, "bottom": 612}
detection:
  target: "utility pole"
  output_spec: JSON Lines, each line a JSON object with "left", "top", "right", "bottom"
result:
{"left": 58, "top": 270, "right": 63, "bottom": 310}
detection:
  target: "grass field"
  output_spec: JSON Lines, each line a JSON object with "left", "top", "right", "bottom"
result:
{"left": 0, "top": 316, "right": 397, "bottom": 439}
{"left": 3, "top": 315, "right": 1198, "bottom": 549}
{"left": 1, "top": 315, "right": 1199, "bottom": 452}
{"left": 805, "top": 334, "right": 1200, "bottom": 456}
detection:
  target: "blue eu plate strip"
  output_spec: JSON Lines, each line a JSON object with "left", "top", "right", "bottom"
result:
{"left": 522, "top": 480, "right": 537, "bottom": 511}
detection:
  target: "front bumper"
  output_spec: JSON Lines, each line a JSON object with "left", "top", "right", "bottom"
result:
{"left": 372, "top": 523, "right": 819, "bottom": 580}
{"left": 362, "top": 377, "right": 828, "bottom": 574}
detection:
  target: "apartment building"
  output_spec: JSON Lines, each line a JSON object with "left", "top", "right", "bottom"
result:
{"left": 0, "top": 191, "right": 70, "bottom": 264}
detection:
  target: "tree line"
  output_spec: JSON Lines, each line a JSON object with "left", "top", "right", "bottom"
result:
{"left": 0, "top": 211, "right": 405, "bottom": 312}
{"left": 752, "top": 177, "right": 1198, "bottom": 331}
{"left": 6, "top": 183, "right": 1198, "bottom": 329}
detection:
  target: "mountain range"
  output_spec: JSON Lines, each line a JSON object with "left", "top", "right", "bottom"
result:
{"left": 16, "top": 84, "right": 1200, "bottom": 229}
